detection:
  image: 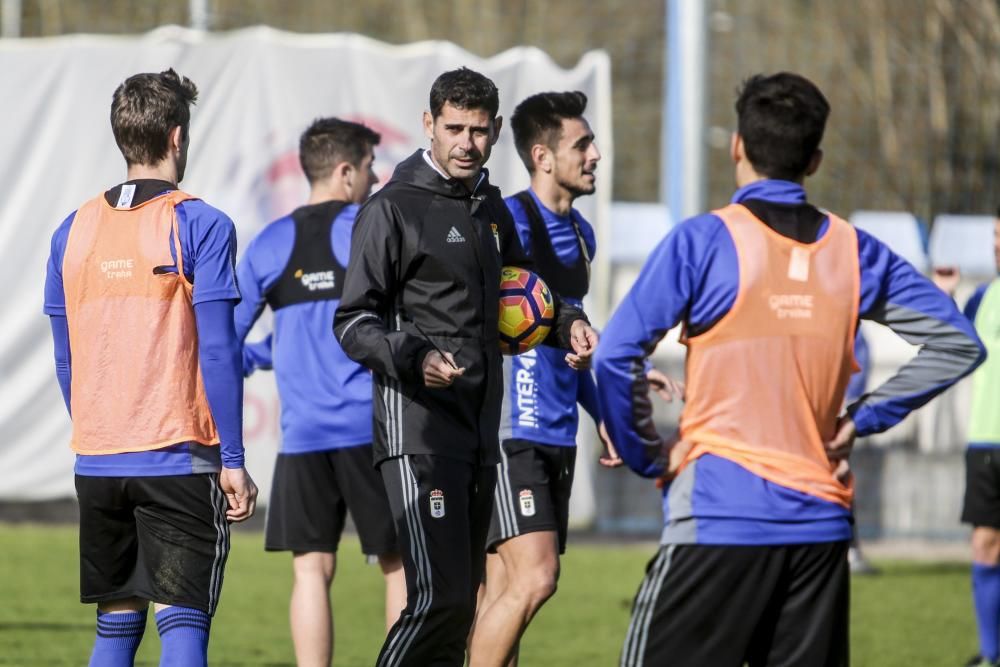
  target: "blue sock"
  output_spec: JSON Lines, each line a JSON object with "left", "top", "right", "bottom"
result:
{"left": 973, "top": 563, "right": 1000, "bottom": 661}
{"left": 155, "top": 606, "right": 211, "bottom": 667}
{"left": 89, "top": 609, "right": 147, "bottom": 667}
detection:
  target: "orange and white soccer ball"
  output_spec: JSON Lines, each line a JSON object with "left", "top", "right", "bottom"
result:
{"left": 498, "top": 266, "right": 555, "bottom": 355}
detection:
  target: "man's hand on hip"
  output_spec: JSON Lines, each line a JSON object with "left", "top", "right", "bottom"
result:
{"left": 823, "top": 415, "right": 857, "bottom": 475}
{"left": 655, "top": 434, "right": 695, "bottom": 488}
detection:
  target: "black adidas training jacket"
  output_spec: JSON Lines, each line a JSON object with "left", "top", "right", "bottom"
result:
{"left": 334, "top": 150, "right": 588, "bottom": 467}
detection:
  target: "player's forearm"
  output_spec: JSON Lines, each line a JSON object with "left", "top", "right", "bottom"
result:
{"left": 334, "top": 199, "right": 432, "bottom": 381}
{"left": 594, "top": 322, "right": 668, "bottom": 477}
{"left": 334, "top": 312, "right": 432, "bottom": 385}
{"left": 194, "top": 299, "right": 245, "bottom": 468}
{"left": 577, "top": 369, "right": 602, "bottom": 425}
{"left": 551, "top": 299, "right": 589, "bottom": 350}
{"left": 851, "top": 232, "right": 987, "bottom": 434}
{"left": 595, "top": 357, "right": 665, "bottom": 477}
{"left": 48, "top": 315, "right": 72, "bottom": 414}
{"left": 850, "top": 301, "right": 985, "bottom": 435}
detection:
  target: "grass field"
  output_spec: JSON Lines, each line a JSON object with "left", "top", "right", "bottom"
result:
{"left": 0, "top": 523, "right": 976, "bottom": 666}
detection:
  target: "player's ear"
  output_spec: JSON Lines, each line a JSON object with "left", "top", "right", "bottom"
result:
{"left": 805, "top": 148, "right": 823, "bottom": 177}
{"left": 490, "top": 116, "right": 503, "bottom": 146}
{"left": 531, "top": 143, "right": 551, "bottom": 173}
{"left": 730, "top": 132, "right": 742, "bottom": 164}
{"left": 423, "top": 111, "right": 434, "bottom": 141}
{"left": 169, "top": 125, "right": 184, "bottom": 154}
{"left": 337, "top": 160, "right": 353, "bottom": 186}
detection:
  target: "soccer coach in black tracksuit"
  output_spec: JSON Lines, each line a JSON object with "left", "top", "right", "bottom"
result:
{"left": 334, "top": 68, "right": 598, "bottom": 667}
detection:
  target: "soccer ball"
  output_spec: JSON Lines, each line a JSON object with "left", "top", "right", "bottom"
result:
{"left": 498, "top": 266, "right": 555, "bottom": 355}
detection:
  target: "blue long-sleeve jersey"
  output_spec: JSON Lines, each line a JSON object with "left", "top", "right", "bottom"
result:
{"left": 499, "top": 189, "right": 601, "bottom": 446}
{"left": 595, "top": 179, "right": 985, "bottom": 545}
{"left": 845, "top": 331, "right": 870, "bottom": 403}
{"left": 234, "top": 201, "right": 372, "bottom": 453}
{"left": 44, "top": 184, "right": 245, "bottom": 475}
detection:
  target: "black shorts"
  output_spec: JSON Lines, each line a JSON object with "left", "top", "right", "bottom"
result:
{"left": 76, "top": 474, "right": 230, "bottom": 615}
{"left": 265, "top": 444, "right": 397, "bottom": 556}
{"left": 962, "top": 448, "right": 1000, "bottom": 528}
{"left": 621, "top": 541, "right": 849, "bottom": 667}
{"left": 487, "top": 439, "right": 576, "bottom": 554}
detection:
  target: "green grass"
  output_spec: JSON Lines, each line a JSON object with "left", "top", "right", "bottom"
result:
{"left": 0, "top": 524, "right": 976, "bottom": 665}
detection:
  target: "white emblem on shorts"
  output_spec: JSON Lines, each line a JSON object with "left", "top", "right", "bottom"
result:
{"left": 446, "top": 226, "right": 466, "bottom": 243}
{"left": 519, "top": 489, "right": 536, "bottom": 517}
{"left": 429, "top": 489, "right": 446, "bottom": 518}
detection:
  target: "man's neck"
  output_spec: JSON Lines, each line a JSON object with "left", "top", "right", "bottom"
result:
{"left": 735, "top": 163, "right": 804, "bottom": 189}
{"left": 125, "top": 162, "right": 178, "bottom": 186}
{"left": 307, "top": 182, "right": 350, "bottom": 206}
{"left": 530, "top": 178, "right": 575, "bottom": 216}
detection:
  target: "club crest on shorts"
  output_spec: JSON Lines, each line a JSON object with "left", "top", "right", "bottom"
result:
{"left": 429, "top": 489, "right": 445, "bottom": 518}
{"left": 519, "top": 489, "right": 536, "bottom": 517}
{"left": 491, "top": 223, "right": 501, "bottom": 252}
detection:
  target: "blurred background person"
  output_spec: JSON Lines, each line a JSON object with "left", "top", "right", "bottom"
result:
{"left": 235, "top": 117, "right": 405, "bottom": 667}
{"left": 933, "top": 211, "right": 1000, "bottom": 667}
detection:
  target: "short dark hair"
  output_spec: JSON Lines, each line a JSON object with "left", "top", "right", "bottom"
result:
{"left": 429, "top": 67, "right": 500, "bottom": 119}
{"left": 110, "top": 69, "right": 198, "bottom": 166}
{"left": 298, "top": 118, "right": 381, "bottom": 184}
{"left": 735, "top": 72, "right": 830, "bottom": 181}
{"left": 510, "top": 91, "right": 588, "bottom": 172}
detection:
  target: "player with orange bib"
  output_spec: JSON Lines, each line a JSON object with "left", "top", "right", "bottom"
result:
{"left": 44, "top": 69, "right": 257, "bottom": 667}
{"left": 595, "top": 72, "right": 985, "bottom": 666}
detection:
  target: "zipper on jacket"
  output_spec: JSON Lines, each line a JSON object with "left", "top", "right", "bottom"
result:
{"left": 467, "top": 193, "right": 491, "bottom": 468}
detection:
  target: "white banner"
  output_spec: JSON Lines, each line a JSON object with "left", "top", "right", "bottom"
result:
{"left": 0, "top": 26, "right": 612, "bottom": 501}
